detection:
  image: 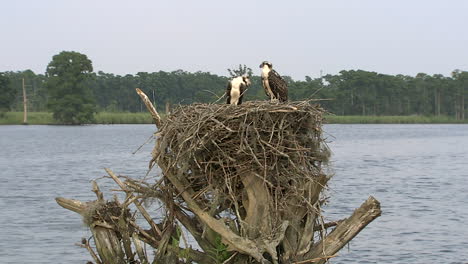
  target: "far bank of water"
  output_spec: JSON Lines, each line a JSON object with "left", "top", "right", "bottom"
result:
{"left": 324, "top": 114, "right": 468, "bottom": 124}
{"left": 0, "top": 112, "right": 154, "bottom": 125}
{"left": 1, "top": 111, "right": 467, "bottom": 125}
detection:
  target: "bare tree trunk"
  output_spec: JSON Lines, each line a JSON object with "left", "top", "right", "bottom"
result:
{"left": 241, "top": 173, "right": 272, "bottom": 239}
{"left": 165, "top": 101, "right": 171, "bottom": 115}
{"left": 22, "top": 78, "right": 28, "bottom": 125}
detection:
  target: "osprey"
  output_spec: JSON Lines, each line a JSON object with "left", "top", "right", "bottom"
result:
{"left": 226, "top": 75, "right": 251, "bottom": 105}
{"left": 260, "top": 61, "right": 288, "bottom": 102}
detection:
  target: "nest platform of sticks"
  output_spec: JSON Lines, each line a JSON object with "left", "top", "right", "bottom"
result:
{"left": 152, "top": 101, "right": 330, "bottom": 209}
{"left": 56, "top": 90, "right": 381, "bottom": 264}
{"left": 152, "top": 101, "right": 331, "bottom": 261}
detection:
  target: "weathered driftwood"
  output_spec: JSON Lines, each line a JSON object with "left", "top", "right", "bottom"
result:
{"left": 55, "top": 89, "right": 381, "bottom": 264}
{"left": 56, "top": 181, "right": 380, "bottom": 264}
{"left": 304, "top": 196, "right": 381, "bottom": 263}
{"left": 56, "top": 174, "right": 213, "bottom": 264}
{"left": 136, "top": 88, "right": 162, "bottom": 127}
{"left": 56, "top": 182, "right": 127, "bottom": 264}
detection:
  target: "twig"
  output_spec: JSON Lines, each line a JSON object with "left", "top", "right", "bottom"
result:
{"left": 222, "top": 252, "right": 238, "bottom": 264}
{"left": 132, "top": 134, "right": 155, "bottom": 155}
{"left": 292, "top": 254, "right": 337, "bottom": 264}
{"left": 202, "top": 89, "right": 225, "bottom": 103}
{"left": 76, "top": 237, "right": 102, "bottom": 264}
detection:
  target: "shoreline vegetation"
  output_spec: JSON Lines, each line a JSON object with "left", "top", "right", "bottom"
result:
{"left": 0, "top": 112, "right": 153, "bottom": 125}
{"left": 1, "top": 111, "right": 468, "bottom": 125}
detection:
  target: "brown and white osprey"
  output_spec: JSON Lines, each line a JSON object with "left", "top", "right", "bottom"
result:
{"left": 260, "top": 61, "right": 288, "bottom": 102}
{"left": 226, "top": 75, "right": 251, "bottom": 105}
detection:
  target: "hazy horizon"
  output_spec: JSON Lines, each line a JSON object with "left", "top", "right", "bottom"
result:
{"left": 2, "top": 0, "right": 468, "bottom": 80}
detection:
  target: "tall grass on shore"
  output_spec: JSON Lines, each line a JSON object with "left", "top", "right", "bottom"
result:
{"left": 325, "top": 115, "right": 468, "bottom": 124}
{"left": 0, "top": 112, "right": 154, "bottom": 125}
{"left": 95, "top": 112, "right": 153, "bottom": 124}
{"left": 1, "top": 112, "right": 467, "bottom": 125}
{"left": 0, "top": 112, "right": 54, "bottom": 125}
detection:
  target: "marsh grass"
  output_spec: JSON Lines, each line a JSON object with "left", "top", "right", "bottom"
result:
{"left": 325, "top": 115, "right": 468, "bottom": 124}
{"left": 0, "top": 112, "right": 154, "bottom": 125}
{"left": 95, "top": 112, "right": 153, "bottom": 124}
{"left": 0, "top": 112, "right": 54, "bottom": 125}
{"left": 1, "top": 111, "right": 466, "bottom": 125}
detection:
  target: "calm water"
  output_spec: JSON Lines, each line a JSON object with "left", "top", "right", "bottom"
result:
{"left": 0, "top": 124, "right": 467, "bottom": 263}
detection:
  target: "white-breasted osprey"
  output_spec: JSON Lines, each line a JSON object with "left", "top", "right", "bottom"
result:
{"left": 226, "top": 75, "right": 251, "bottom": 105}
{"left": 260, "top": 61, "right": 288, "bottom": 102}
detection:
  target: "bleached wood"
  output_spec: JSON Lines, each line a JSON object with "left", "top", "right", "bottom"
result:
{"left": 136, "top": 88, "right": 162, "bottom": 127}
{"left": 304, "top": 196, "right": 381, "bottom": 263}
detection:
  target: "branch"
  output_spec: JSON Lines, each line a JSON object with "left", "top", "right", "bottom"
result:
{"left": 312, "top": 220, "right": 344, "bottom": 232}
{"left": 305, "top": 196, "right": 381, "bottom": 263}
{"left": 134, "top": 223, "right": 213, "bottom": 264}
{"left": 76, "top": 238, "right": 102, "bottom": 264}
{"left": 292, "top": 254, "right": 337, "bottom": 264}
{"left": 105, "top": 168, "right": 163, "bottom": 237}
{"left": 92, "top": 180, "right": 104, "bottom": 202}
{"left": 55, "top": 197, "right": 91, "bottom": 215}
{"left": 132, "top": 233, "right": 149, "bottom": 264}
{"left": 125, "top": 177, "right": 216, "bottom": 252}
{"left": 161, "top": 164, "right": 269, "bottom": 263}
{"left": 135, "top": 88, "right": 162, "bottom": 127}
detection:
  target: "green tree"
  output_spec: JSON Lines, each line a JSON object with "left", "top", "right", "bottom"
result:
{"left": 227, "top": 64, "right": 253, "bottom": 77}
{"left": 3, "top": 70, "right": 48, "bottom": 111}
{"left": 0, "top": 73, "right": 15, "bottom": 113}
{"left": 45, "top": 51, "right": 96, "bottom": 124}
{"left": 451, "top": 70, "right": 468, "bottom": 120}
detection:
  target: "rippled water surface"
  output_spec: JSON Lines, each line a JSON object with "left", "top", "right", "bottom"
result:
{"left": 1, "top": 124, "right": 467, "bottom": 263}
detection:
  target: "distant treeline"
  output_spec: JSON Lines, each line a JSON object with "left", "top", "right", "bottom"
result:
{"left": 2, "top": 68, "right": 467, "bottom": 119}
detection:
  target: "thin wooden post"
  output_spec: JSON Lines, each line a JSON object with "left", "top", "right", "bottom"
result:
{"left": 22, "top": 78, "right": 28, "bottom": 125}
{"left": 165, "top": 101, "right": 171, "bottom": 115}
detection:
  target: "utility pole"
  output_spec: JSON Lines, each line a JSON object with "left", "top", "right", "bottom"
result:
{"left": 22, "top": 78, "right": 28, "bottom": 125}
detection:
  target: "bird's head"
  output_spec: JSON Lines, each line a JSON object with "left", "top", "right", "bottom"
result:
{"left": 259, "top": 61, "right": 273, "bottom": 69}
{"left": 242, "top": 75, "right": 251, "bottom": 86}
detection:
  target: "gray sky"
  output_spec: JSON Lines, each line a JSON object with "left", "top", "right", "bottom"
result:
{"left": 2, "top": 0, "right": 468, "bottom": 80}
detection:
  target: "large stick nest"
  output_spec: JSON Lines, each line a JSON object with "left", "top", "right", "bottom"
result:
{"left": 152, "top": 101, "right": 330, "bottom": 229}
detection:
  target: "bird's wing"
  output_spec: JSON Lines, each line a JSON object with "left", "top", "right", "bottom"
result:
{"left": 268, "top": 70, "right": 288, "bottom": 102}
{"left": 226, "top": 81, "right": 232, "bottom": 104}
{"left": 262, "top": 78, "right": 271, "bottom": 97}
{"left": 238, "top": 82, "right": 246, "bottom": 105}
